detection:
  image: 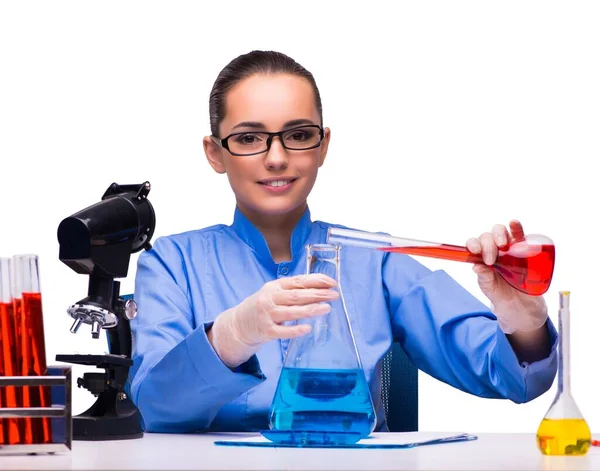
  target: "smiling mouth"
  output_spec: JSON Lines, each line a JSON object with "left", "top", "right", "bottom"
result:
{"left": 259, "top": 178, "right": 298, "bottom": 188}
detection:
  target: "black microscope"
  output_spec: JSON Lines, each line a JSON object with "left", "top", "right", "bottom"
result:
{"left": 55, "top": 182, "right": 156, "bottom": 441}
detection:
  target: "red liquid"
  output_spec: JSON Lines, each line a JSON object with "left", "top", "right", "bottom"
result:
{"left": 380, "top": 242, "right": 555, "bottom": 296}
{"left": 15, "top": 293, "right": 52, "bottom": 444}
{"left": 0, "top": 302, "right": 21, "bottom": 444}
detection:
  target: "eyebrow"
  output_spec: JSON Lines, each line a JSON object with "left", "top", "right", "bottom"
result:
{"left": 231, "top": 119, "right": 316, "bottom": 131}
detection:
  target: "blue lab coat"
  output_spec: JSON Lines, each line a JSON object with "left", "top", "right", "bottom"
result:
{"left": 129, "top": 207, "right": 558, "bottom": 433}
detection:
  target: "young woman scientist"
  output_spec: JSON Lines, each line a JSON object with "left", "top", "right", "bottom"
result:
{"left": 129, "top": 50, "right": 557, "bottom": 434}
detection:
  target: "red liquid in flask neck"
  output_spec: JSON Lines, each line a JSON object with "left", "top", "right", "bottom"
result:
{"left": 380, "top": 236, "right": 555, "bottom": 296}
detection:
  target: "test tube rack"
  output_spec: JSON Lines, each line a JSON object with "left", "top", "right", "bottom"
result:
{"left": 0, "top": 365, "right": 72, "bottom": 455}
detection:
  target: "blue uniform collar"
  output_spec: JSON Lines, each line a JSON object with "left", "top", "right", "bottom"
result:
{"left": 231, "top": 206, "right": 313, "bottom": 265}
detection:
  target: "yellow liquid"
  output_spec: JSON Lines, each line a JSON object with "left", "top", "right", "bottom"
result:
{"left": 536, "top": 418, "right": 591, "bottom": 456}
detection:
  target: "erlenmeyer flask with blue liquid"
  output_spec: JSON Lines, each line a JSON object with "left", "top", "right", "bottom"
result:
{"left": 267, "top": 244, "right": 376, "bottom": 445}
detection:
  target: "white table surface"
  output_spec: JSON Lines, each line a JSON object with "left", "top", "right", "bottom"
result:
{"left": 2, "top": 432, "right": 600, "bottom": 470}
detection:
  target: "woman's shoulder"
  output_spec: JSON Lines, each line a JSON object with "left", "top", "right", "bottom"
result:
{"left": 157, "top": 223, "right": 230, "bottom": 243}
{"left": 140, "top": 222, "right": 237, "bottom": 261}
{"left": 169, "top": 215, "right": 263, "bottom": 242}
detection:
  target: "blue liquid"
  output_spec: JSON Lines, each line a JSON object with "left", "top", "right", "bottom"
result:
{"left": 269, "top": 367, "right": 376, "bottom": 437}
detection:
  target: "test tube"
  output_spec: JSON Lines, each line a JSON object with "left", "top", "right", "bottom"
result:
{"left": 0, "top": 257, "right": 13, "bottom": 445}
{"left": 12, "top": 254, "right": 52, "bottom": 444}
{"left": 2, "top": 257, "right": 23, "bottom": 445}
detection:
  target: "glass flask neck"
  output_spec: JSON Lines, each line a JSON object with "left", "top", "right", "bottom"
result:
{"left": 558, "top": 291, "right": 571, "bottom": 395}
{"left": 306, "top": 244, "right": 341, "bottom": 280}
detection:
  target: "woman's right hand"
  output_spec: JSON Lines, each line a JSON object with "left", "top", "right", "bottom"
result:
{"left": 208, "top": 274, "right": 339, "bottom": 368}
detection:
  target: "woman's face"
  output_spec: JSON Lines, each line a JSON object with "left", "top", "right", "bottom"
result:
{"left": 204, "top": 73, "right": 330, "bottom": 219}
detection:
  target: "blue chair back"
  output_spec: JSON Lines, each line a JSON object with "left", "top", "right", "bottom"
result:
{"left": 380, "top": 342, "right": 418, "bottom": 432}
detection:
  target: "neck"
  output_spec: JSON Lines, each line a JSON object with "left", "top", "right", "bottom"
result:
{"left": 558, "top": 303, "right": 571, "bottom": 394}
{"left": 237, "top": 202, "right": 307, "bottom": 263}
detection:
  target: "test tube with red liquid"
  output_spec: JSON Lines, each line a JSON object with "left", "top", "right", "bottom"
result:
{"left": 11, "top": 254, "right": 52, "bottom": 444}
{"left": 1, "top": 257, "right": 21, "bottom": 445}
{"left": 326, "top": 227, "right": 555, "bottom": 296}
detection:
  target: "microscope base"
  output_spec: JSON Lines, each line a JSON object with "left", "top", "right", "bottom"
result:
{"left": 56, "top": 353, "right": 144, "bottom": 441}
{"left": 72, "top": 411, "right": 144, "bottom": 441}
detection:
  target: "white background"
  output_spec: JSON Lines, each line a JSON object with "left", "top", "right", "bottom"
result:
{"left": 1, "top": 1, "right": 598, "bottom": 435}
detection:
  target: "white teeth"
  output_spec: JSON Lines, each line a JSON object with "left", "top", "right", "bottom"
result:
{"left": 265, "top": 180, "right": 291, "bottom": 187}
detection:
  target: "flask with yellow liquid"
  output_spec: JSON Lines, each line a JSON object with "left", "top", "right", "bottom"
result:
{"left": 536, "top": 291, "right": 591, "bottom": 456}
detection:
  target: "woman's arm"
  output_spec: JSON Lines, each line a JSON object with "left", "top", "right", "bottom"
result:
{"left": 382, "top": 252, "right": 558, "bottom": 403}
{"left": 128, "top": 237, "right": 265, "bottom": 433}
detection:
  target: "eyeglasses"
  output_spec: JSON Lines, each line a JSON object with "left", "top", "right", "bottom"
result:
{"left": 213, "top": 125, "right": 324, "bottom": 156}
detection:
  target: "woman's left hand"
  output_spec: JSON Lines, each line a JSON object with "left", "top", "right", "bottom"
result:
{"left": 466, "top": 220, "right": 548, "bottom": 334}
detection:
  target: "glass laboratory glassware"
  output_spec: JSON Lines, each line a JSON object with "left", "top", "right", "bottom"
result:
{"left": 536, "top": 291, "right": 591, "bottom": 456}
{"left": 268, "top": 244, "right": 376, "bottom": 445}
{"left": 327, "top": 227, "right": 555, "bottom": 296}
{"left": 12, "top": 254, "right": 52, "bottom": 444}
{"left": 1, "top": 257, "right": 21, "bottom": 445}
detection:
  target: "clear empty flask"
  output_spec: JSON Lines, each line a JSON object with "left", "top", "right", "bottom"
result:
{"left": 326, "top": 227, "right": 555, "bottom": 296}
{"left": 536, "top": 291, "right": 591, "bottom": 456}
{"left": 268, "top": 244, "right": 376, "bottom": 445}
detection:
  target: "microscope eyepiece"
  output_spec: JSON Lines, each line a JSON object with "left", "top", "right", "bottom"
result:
{"left": 58, "top": 181, "right": 155, "bottom": 278}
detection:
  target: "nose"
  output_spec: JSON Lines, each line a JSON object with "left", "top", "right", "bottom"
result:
{"left": 264, "top": 136, "right": 289, "bottom": 170}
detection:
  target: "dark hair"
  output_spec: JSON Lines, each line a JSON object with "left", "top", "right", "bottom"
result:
{"left": 209, "top": 50, "right": 323, "bottom": 137}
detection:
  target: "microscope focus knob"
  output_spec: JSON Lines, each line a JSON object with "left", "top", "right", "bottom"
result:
{"left": 117, "top": 298, "right": 138, "bottom": 320}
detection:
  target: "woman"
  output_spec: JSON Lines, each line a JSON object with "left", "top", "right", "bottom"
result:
{"left": 129, "top": 50, "right": 557, "bottom": 434}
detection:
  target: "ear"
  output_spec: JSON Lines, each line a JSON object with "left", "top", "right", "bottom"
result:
{"left": 318, "top": 127, "right": 331, "bottom": 167}
{"left": 203, "top": 136, "right": 227, "bottom": 174}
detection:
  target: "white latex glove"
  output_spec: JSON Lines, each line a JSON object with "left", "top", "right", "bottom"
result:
{"left": 466, "top": 220, "right": 548, "bottom": 335}
{"left": 208, "top": 274, "right": 339, "bottom": 367}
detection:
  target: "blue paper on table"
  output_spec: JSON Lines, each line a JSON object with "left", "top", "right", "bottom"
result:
{"left": 213, "top": 430, "right": 478, "bottom": 449}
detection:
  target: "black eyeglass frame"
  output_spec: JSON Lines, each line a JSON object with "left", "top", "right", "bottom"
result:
{"left": 213, "top": 124, "right": 325, "bottom": 156}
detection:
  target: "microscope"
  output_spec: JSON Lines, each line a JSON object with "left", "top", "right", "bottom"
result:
{"left": 55, "top": 181, "right": 156, "bottom": 441}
